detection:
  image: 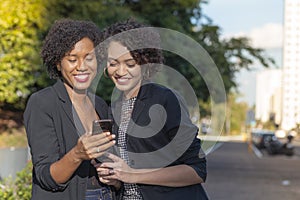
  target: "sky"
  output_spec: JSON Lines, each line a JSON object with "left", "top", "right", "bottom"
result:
{"left": 202, "top": 0, "right": 284, "bottom": 106}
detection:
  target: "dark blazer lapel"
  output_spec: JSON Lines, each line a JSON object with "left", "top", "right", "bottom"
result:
{"left": 52, "top": 80, "right": 84, "bottom": 135}
{"left": 127, "top": 98, "right": 145, "bottom": 135}
{"left": 110, "top": 100, "right": 122, "bottom": 136}
{"left": 126, "top": 83, "right": 151, "bottom": 134}
{"left": 131, "top": 99, "right": 145, "bottom": 122}
{"left": 111, "top": 82, "right": 151, "bottom": 135}
{"left": 90, "top": 93, "right": 107, "bottom": 120}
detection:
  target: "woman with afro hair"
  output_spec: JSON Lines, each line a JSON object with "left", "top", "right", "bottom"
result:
{"left": 24, "top": 19, "right": 116, "bottom": 200}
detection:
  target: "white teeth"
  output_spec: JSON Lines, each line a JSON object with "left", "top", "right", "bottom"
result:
{"left": 117, "top": 78, "right": 129, "bottom": 82}
{"left": 75, "top": 74, "right": 88, "bottom": 80}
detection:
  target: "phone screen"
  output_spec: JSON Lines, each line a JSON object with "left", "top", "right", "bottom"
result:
{"left": 92, "top": 119, "right": 116, "bottom": 163}
{"left": 92, "top": 119, "right": 113, "bottom": 135}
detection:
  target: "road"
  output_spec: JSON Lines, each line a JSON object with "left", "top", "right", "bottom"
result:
{"left": 203, "top": 141, "right": 300, "bottom": 200}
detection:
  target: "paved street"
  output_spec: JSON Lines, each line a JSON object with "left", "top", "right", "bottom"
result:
{"left": 203, "top": 141, "right": 300, "bottom": 200}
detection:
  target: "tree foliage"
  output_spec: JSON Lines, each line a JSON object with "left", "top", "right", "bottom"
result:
{"left": 0, "top": 161, "right": 32, "bottom": 200}
{"left": 0, "top": 0, "right": 47, "bottom": 108}
{"left": 0, "top": 0, "right": 276, "bottom": 109}
{"left": 227, "top": 93, "right": 249, "bottom": 134}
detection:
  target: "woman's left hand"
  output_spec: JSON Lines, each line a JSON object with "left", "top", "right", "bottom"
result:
{"left": 91, "top": 159, "right": 122, "bottom": 190}
{"left": 95, "top": 153, "right": 138, "bottom": 184}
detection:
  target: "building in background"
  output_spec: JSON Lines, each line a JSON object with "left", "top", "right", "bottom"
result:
{"left": 255, "top": 69, "right": 282, "bottom": 125}
{"left": 281, "top": 0, "right": 300, "bottom": 131}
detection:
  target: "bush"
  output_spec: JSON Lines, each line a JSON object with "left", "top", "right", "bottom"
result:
{"left": 0, "top": 161, "right": 32, "bottom": 200}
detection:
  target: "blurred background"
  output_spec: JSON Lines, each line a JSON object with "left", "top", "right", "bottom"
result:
{"left": 0, "top": 0, "right": 299, "bottom": 199}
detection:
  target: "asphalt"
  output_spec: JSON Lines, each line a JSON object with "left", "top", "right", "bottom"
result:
{"left": 203, "top": 141, "right": 300, "bottom": 200}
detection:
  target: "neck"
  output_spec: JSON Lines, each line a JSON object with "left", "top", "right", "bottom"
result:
{"left": 123, "top": 80, "right": 141, "bottom": 100}
{"left": 64, "top": 82, "right": 88, "bottom": 104}
{"left": 124, "top": 87, "right": 139, "bottom": 100}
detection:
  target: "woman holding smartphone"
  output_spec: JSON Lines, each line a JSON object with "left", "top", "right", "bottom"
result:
{"left": 24, "top": 19, "right": 115, "bottom": 200}
{"left": 94, "top": 19, "right": 208, "bottom": 200}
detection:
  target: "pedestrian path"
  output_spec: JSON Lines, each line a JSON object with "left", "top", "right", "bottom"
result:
{"left": 198, "top": 134, "right": 246, "bottom": 142}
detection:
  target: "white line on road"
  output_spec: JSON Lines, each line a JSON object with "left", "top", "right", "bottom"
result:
{"left": 251, "top": 144, "right": 263, "bottom": 158}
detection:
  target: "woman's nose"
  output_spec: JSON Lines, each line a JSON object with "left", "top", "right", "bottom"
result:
{"left": 76, "top": 60, "right": 87, "bottom": 71}
{"left": 116, "top": 63, "right": 127, "bottom": 75}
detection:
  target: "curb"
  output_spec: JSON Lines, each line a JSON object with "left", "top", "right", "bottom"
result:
{"left": 250, "top": 144, "right": 263, "bottom": 158}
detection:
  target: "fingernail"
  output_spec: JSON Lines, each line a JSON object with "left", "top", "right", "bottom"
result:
{"left": 111, "top": 134, "right": 116, "bottom": 139}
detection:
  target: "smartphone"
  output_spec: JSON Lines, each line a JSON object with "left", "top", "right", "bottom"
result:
{"left": 92, "top": 119, "right": 116, "bottom": 163}
{"left": 92, "top": 119, "right": 113, "bottom": 135}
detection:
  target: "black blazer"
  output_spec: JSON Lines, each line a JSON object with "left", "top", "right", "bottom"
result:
{"left": 24, "top": 80, "right": 108, "bottom": 200}
{"left": 110, "top": 82, "right": 208, "bottom": 200}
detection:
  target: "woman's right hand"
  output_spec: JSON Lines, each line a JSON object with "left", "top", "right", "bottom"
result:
{"left": 73, "top": 132, "right": 115, "bottom": 162}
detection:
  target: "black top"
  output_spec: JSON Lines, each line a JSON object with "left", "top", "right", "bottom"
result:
{"left": 110, "top": 82, "right": 208, "bottom": 200}
{"left": 24, "top": 80, "right": 109, "bottom": 200}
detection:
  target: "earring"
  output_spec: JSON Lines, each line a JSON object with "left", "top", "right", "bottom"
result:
{"left": 103, "top": 67, "right": 109, "bottom": 78}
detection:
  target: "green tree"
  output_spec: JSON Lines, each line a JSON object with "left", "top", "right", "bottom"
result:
{"left": 44, "top": 0, "right": 134, "bottom": 31}
{"left": 226, "top": 92, "right": 249, "bottom": 134}
{"left": 92, "top": 1, "right": 270, "bottom": 106}
{"left": 0, "top": 0, "right": 47, "bottom": 108}
{"left": 0, "top": 0, "right": 276, "bottom": 109}
{"left": 119, "top": 0, "right": 275, "bottom": 102}
{"left": 0, "top": 161, "right": 32, "bottom": 200}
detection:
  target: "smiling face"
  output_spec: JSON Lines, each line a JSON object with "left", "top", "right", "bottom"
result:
{"left": 107, "top": 41, "right": 143, "bottom": 99}
{"left": 57, "top": 37, "right": 97, "bottom": 93}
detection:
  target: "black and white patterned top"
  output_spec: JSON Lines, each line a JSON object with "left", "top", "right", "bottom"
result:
{"left": 118, "top": 97, "right": 143, "bottom": 200}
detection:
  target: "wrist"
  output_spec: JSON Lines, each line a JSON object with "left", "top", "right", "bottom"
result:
{"left": 70, "top": 147, "right": 83, "bottom": 164}
{"left": 129, "top": 169, "right": 140, "bottom": 184}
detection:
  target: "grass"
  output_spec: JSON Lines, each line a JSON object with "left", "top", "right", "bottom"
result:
{"left": 0, "top": 127, "right": 27, "bottom": 148}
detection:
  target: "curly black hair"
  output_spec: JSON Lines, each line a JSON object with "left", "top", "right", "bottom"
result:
{"left": 99, "top": 18, "right": 164, "bottom": 79}
{"left": 41, "top": 18, "right": 102, "bottom": 79}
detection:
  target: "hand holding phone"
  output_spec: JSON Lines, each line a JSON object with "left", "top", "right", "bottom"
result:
{"left": 92, "top": 119, "right": 117, "bottom": 163}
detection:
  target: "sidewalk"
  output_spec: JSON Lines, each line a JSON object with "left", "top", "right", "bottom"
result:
{"left": 199, "top": 134, "right": 300, "bottom": 146}
{"left": 199, "top": 134, "right": 300, "bottom": 158}
{"left": 198, "top": 134, "right": 246, "bottom": 142}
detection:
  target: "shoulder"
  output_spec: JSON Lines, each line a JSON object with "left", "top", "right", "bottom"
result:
{"left": 145, "top": 82, "right": 171, "bottom": 92}
{"left": 142, "top": 83, "right": 175, "bottom": 98}
{"left": 27, "top": 86, "right": 56, "bottom": 106}
{"left": 141, "top": 83, "right": 179, "bottom": 104}
{"left": 25, "top": 85, "right": 58, "bottom": 116}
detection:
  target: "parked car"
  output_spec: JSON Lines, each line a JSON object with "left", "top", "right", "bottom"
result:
{"left": 264, "top": 135, "right": 294, "bottom": 156}
{"left": 251, "top": 130, "right": 275, "bottom": 149}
